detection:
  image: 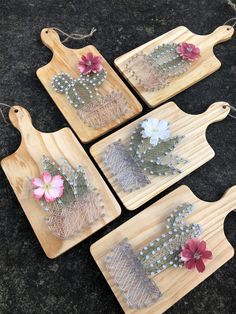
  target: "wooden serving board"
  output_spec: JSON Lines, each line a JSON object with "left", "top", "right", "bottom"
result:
{"left": 90, "top": 185, "right": 235, "bottom": 314}
{"left": 115, "top": 25, "right": 234, "bottom": 108}
{"left": 37, "top": 28, "right": 142, "bottom": 143}
{"left": 90, "top": 101, "right": 230, "bottom": 210}
{"left": 0, "top": 105, "right": 121, "bottom": 258}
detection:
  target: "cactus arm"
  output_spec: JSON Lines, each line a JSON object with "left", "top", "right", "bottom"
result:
{"left": 51, "top": 73, "right": 74, "bottom": 93}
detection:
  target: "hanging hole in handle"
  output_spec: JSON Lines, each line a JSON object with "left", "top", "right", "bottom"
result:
{"left": 14, "top": 109, "right": 19, "bottom": 113}
{"left": 222, "top": 105, "right": 227, "bottom": 109}
{"left": 45, "top": 30, "right": 49, "bottom": 34}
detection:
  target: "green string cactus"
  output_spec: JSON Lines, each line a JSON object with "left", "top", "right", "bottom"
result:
{"left": 103, "top": 118, "right": 186, "bottom": 192}
{"left": 125, "top": 42, "right": 200, "bottom": 91}
{"left": 51, "top": 70, "right": 130, "bottom": 129}
{"left": 37, "top": 156, "right": 105, "bottom": 239}
{"left": 52, "top": 70, "right": 107, "bottom": 109}
{"left": 104, "top": 203, "right": 201, "bottom": 309}
{"left": 129, "top": 122, "right": 186, "bottom": 177}
{"left": 147, "top": 43, "right": 191, "bottom": 79}
{"left": 138, "top": 203, "right": 202, "bottom": 276}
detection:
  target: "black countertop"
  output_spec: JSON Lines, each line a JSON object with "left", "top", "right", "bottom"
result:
{"left": 0, "top": 0, "right": 235, "bottom": 313}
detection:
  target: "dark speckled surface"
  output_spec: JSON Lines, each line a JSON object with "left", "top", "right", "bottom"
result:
{"left": 0, "top": 0, "right": 236, "bottom": 313}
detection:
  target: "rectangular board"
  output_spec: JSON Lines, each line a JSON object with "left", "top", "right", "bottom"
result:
{"left": 90, "top": 185, "right": 235, "bottom": 314}
{"left": 115, "top": 25, "right": 234, "bottom": 108}
{"left": 37, "top": 28, "right": 143, "bottom": 143}
{"left": 1, "top": 105, "right": 121, "bottom": 258}
{"left": 90, "top": 101, "right": 230, "bottom": 210}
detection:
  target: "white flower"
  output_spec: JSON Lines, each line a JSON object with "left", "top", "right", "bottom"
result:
{"left": 141, "top": 118, "right": 170, "bottom": 146}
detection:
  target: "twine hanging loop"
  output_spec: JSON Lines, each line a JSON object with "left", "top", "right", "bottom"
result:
{"left": 224, "top": 0, "right": 236, "bottom": 27}
{"left": 0, "top": 103, "right": 11, "bottom": 125}
{"left": 52, "top": 27, "right": 97, "bottom": 43}
{"left": 224, "top": 17, "right": 236, "bottom": 28}
{"left": 226, "top": 104, "right": 236, "bottom": 119}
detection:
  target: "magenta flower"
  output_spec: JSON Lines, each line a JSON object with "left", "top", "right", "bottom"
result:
{"left": 78, "top": 52, "right": 103, "bottom": 75}
{"left": 180, "top": 238, "right": 213, "bottom": 273}
{"left": 176, "top": 42, "right": 200, "bottom": 61}
{"left": 32, "top": 172, "right": 64, "bottom": 203}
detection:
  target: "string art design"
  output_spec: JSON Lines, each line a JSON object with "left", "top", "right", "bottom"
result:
{"left": 104, "top": 203, "right": 202, "bottom": 309}
{"left": 105, "top": 239, "right": 161, "bottom": 308}
{"left": 103, "top": 118, "right": 186, "bottom": 192}
{"left": 37, "top": 156, "right": 105, "bottom": 239}
{"left": 124, "top": 42, "right": 200, "bottom": 91}
{"left": 52, "top": 54, "right": 130, "bottom": 129}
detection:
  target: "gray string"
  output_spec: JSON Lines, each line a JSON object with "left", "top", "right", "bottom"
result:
{"left": 0, "top": 103, "right": 11, "bottom": 125}
{"left": 224, "top": 0, "right": 236, "bottom": 27}
{"left": 226, "top": 104, "right": 236, "bottom": 119}
{"left": 52, "top": 27, "right": 97, "bottom": 43}
{"left": 224, "top": 17, "right": 236, "bottom": 27}
{"left": 224, "top": 2, "right": 236, "bottom": 117}
{"left": 227, "top": 0, "right": 236, "bottom": 12}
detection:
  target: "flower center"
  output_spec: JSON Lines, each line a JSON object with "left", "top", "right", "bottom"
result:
{"left": 151, "top": 127, "right": 158, "bottom": 132}
{"left": 86, "top": 60, "right": 92, "bottom": 66}
{"left": 44, "top": 183, "right": 51, "bottom": 191}
{"left": 187, "top": 47, "right": 193, "bottom": 52}
{"left": 193, "top": 252, "right": 202, "bottom": 260}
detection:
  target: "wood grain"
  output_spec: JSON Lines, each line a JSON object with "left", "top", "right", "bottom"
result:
{"left": 115, "top": 25, "right": 234, "bottom": 108}
{"left": 90, "top": 185, "right": 235, "bottom": 314}
{"left": 36, "top": 28, "right": 143, "bottom": 143}
{"left": 0, "top": 105, "right": 121, "bottom": 258}
{"left": 90, "top": 101, "right": 230, "bottom": 210}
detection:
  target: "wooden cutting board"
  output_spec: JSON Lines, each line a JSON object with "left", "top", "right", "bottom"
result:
{"left": 90, "top": 101, "right": 230, "bottom": 210}
{"left": 0, "top": 105, "right": 121, "bottom": 258}
{"left": 36, "top": 28, "right": 143, "bottom": 143}
{"left": 90, "top": 185, "right": 235, "bottom": 314}
{"left": 115, "top": 25, "right": 234, "bottom": 108}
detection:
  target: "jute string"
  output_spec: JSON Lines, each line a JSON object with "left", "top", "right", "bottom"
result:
{"left": 51, "top": 27, "right": 96, "bottom": 43}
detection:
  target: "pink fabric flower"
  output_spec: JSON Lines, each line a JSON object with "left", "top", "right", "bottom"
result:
{"left": 32, "top": 172, "right": 64, "bottom": 203}
{"left": 180, "top": 238, "right": 212, "bottom": 273}
{"left": 176, "top": 42, "right": 200, "bottom": 61}
{"left": 78, "top": 52, "right": 103, "bottom": 75}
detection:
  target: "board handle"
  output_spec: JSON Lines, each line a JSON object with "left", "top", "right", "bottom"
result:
{"left": 9, "top": 105, "right": 36, "bottom": 135}
{"left": 217, "top": 185, "right": 236, "bottom": 214}
{"left": 206, "top": 25, "right": 234, "bottom": 46}
{"left": 40, "top": 28, "right": 64, "bottom": 52}
{"left": 199, "top": 101, "right": 230, "bottom": 126}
